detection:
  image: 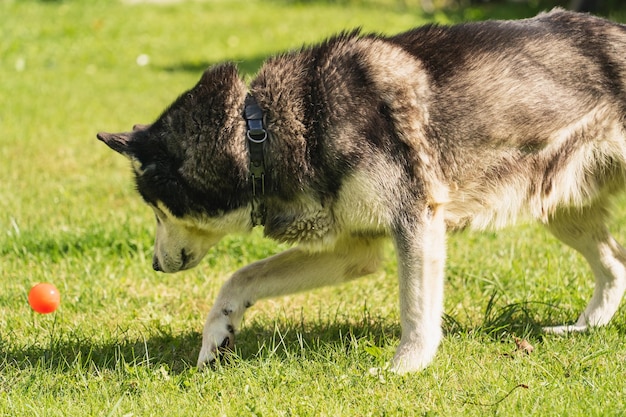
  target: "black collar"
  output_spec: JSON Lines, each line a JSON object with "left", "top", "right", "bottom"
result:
{"left": 244, "top": 93, "right": 267, "bottom": 226}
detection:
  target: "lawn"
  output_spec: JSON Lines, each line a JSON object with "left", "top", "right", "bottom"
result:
{"left": 2, "top": 0, "right": 626, "bottom": 415}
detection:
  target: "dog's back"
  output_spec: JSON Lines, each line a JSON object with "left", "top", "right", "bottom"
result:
{"left": 389, "top": 10, "right": 626, "bottom": 149}
{"left": 383, "top": 9, "right": 626, "bottom": 229}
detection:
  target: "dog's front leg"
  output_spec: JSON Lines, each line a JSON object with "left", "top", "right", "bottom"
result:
{"left": 390, "top": 203, "right": 446, "bottom": 374}
{"left": 197, "top": 239, "right": 383, "bottom": 369}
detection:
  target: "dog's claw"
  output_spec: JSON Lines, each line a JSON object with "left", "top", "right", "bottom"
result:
{"left": 219, "top": 336, "right": 232, "bottom": 352}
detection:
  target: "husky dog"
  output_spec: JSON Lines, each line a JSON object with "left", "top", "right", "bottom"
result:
{"left": 97, "top": 9, "right": 626, "bottom": 373}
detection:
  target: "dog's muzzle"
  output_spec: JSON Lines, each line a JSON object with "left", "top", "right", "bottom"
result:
{"left": 152, "top": 248, "right": 195, "bottom": 273}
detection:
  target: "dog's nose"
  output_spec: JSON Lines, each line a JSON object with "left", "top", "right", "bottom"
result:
{"left": 152, "top": 256, "right": 162, "bottom": 272}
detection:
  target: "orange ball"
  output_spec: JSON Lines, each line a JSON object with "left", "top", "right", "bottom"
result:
{"left": 28, "top": 283, "right": 61, "bottom": 314}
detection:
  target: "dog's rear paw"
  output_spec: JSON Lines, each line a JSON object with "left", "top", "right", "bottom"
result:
{"left": 543, "top": 324, "right": 588, "bottom": 335}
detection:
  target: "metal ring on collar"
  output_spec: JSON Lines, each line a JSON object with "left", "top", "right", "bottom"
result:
{"left": 247, "top": 130, "right": 268, "bottom": 143}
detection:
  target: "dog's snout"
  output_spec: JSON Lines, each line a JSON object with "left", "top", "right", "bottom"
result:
{"left": 152, "top": 256, "right": 162, "bottom": 272}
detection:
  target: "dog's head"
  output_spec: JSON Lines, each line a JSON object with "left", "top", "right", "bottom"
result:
{"left": 97, "top": 64, "right": 251, "bottom": 272}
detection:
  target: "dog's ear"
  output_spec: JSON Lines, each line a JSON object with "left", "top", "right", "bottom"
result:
{"left": 199, "top": 62, "right": 241, "bottom": 88}
{"left": 96, "top": 131, "right": 134, "bottom": 157}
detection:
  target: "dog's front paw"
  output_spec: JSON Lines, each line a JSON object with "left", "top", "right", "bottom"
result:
{"left": 390, "top": 339, "right": 439, "bottom": 375}
{"left": 197, "top": 321, "right": 236, "bottom": 370}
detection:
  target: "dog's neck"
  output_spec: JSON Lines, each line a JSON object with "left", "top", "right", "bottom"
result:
{"left": 244, "top": 93, "right": 268, "bottom": 226}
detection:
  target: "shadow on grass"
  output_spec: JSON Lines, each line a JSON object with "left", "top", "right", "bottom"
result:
{"left": 5, "top": 295, "right": 623, "bottom": 374}
{"left": 444, "top": 290, "right": 551, "bottom": 341}
{"left": 1, "top": 328, "right": 201, "bottom": 375}
{"left": 446, "top": 290, "right": 626, "bottom": 344}
{"left": 2, "top": 316, "right": 400, "bottom": 375}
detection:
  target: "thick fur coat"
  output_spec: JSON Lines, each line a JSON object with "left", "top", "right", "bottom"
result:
{"left": 98, "top": 9, "right": 626, "bottom": 373}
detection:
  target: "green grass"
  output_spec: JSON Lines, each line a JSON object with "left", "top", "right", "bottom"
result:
{"left": 2, "top": 0, "right": 626, "bottom": 415}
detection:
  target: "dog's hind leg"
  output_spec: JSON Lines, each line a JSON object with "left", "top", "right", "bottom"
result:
{"left": 544, "top": 204, "right": 626, "bottom": 334}
{"left": 197, "top": 236, "right": 384, "bottom": 369}
{"left": 389, "top": 203, "right": 446, "bottom": 374}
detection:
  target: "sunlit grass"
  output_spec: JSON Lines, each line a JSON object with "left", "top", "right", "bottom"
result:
{"left": 2, "top": 1, "right": 626, "bottom": 416}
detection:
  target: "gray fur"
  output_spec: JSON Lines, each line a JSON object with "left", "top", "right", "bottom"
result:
{"left": 98, "top": 9, "right": 626, "bottom": 373}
